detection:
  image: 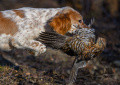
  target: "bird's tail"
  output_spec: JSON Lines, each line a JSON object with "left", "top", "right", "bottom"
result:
{"left": 36, "top": 32, "right": 67, "bottom": 49}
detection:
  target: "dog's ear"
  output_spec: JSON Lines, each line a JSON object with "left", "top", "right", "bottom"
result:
{"left": 49, "top": 13, "right": 71, "bottom": 35}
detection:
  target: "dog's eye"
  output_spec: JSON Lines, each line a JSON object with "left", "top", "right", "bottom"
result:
{"left": 79, "top": 20, "right": 82, "bottom": 23}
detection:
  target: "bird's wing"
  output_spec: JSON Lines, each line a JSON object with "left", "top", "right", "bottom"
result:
{"left": 36, "top": 32, "right": 67, "bottom": 49}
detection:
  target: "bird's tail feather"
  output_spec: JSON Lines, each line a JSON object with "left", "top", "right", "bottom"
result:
{"left": 36, "top": 32, "right": 67, "bottom": 49}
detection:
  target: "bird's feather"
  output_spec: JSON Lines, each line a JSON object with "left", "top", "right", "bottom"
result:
{"left": 36, "top": 32, "right": 67, "bottom": 49}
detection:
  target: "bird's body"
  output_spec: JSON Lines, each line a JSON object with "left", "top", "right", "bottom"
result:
{"left": 37, "top": 28, "right": 106, "bottom": 61}
{"left": 64, "top": 28, "right": 95, "bottom": 54}
{"left": 37, "top": 28, "right": 106, "bottom": 85}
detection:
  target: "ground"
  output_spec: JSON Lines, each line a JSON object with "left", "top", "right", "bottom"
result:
{"left": 0, "top": 0, "right": 120, "bottom": 84}
{"left": 0, "top": 20, "right": 120, "bottom": 85}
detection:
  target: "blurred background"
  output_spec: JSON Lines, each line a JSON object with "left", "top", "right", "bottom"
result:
{"left": 0, "top": 0, "right": 120, "bottom": 85}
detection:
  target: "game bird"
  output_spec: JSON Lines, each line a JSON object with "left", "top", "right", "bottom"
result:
{"left": 36, "top": 27, "right": 106, "bottom": 84}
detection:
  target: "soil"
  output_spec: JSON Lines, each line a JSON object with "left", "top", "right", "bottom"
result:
{"left": 0, "top": 19, "right": 120, "bottom": 85}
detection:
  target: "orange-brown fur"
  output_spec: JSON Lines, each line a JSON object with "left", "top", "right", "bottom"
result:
{"left": 68, "top": 10, "right": 88, "bottom": 28}
{"left": 49, "top": 13, "right": 71, "bottom": 35}
{"left": 49, "top": 8, "right": 88, "bottom": 35}
{"left": 13, "top": 10, "right": 25, "bottom": 18}
{"left": 0, "top": 12, "right": 18, "bottom": 35}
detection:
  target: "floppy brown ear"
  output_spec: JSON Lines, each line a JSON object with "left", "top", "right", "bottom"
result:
{"left": 49, "top": 13, "right": 71, "bottom": 35}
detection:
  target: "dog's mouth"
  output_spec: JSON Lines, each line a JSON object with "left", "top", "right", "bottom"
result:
{"left": 72, "top": 25, "right": 79, "bottom": 29}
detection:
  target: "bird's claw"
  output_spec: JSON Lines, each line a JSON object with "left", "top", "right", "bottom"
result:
{"left": 67, "top": 60, "right": 87, "bottom": 85}
{"left": 74, "top": 60, "right": 87, "bottom": 69}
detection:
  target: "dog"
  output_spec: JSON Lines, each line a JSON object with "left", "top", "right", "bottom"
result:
{"left": 0, "top": 6, "right": 88, "bottom": 56}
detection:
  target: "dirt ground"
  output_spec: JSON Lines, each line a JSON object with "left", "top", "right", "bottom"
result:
{"left": 0, "top": 0, "right": 120, "bottom": 85}
{"left": 0, "top": 20, "right": 120, "bottom": 85}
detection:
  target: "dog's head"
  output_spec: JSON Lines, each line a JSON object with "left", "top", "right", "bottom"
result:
{"left": 49, "top": 7, "right": 88, "bottom": 35}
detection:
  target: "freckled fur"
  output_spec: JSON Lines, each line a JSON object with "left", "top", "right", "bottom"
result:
{"left": 0, "top": 7, "right": 86, "bottom": 56}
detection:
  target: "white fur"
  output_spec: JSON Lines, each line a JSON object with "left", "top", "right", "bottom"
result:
{"left": 0, "top": 7, "right": 77, "bottom": 56}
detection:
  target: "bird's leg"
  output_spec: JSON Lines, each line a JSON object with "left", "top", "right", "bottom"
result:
{"left": 67, "top": 56, "right": 86, "bottom": 85}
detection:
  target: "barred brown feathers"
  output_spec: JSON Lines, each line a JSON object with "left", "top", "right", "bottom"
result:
{"left": 36, "top": 28, "right": 106, "bottom": 61}
{"left": 36, "top": 28, "right": 106, "bottom": 85}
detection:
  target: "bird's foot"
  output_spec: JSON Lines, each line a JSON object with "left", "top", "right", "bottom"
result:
{"left": 67, "top": 60, "right": 87, "bottom": 85}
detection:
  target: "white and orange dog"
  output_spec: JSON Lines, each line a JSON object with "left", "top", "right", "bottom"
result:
{"left": 0, "top": 7, "right": 88, "bottom": 56}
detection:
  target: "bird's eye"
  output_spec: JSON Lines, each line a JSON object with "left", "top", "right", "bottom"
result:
{"left": 79, "top": 20, "right": 82, "bottom": 23}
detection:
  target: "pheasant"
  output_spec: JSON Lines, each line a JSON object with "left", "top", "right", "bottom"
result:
{"left": 36, "top": 28, "right": 106, "bottom": 84}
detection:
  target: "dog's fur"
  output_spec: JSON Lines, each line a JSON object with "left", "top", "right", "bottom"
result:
{"left": 0, "top": 7, "right": 87, "bottom": 56}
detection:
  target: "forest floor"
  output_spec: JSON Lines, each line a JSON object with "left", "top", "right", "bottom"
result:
{"left": 0, "top": 20, "right": 120, "bottom": 85}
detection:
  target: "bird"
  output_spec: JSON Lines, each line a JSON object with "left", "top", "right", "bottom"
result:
{"left": 36, "top": 27, "right": 106, "bottom": 84}
{"left": 36, "top": 28, "right": 106, "bottom": 61}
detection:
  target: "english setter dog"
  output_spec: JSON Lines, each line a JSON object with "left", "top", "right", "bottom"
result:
{"left": 0, "top": 7, "right": 88, "bottom": 56}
